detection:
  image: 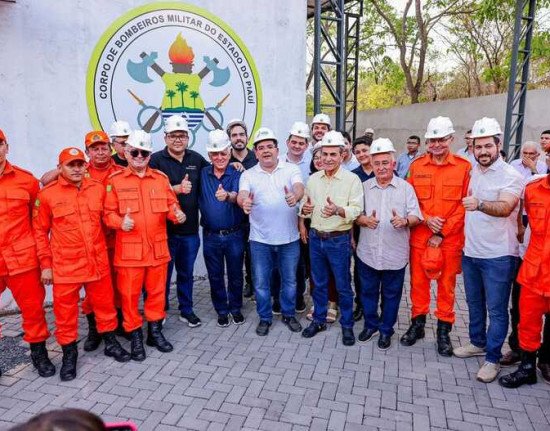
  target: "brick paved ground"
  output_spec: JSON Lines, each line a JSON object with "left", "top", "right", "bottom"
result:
{"left": 1, "top": 274, "right": 549, "bottom": 430}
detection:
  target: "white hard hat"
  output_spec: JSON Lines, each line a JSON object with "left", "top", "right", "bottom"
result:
{"left": 206, "top": 129, "right": 231, "bottom": 152}
{"left": 289, "top": 121, "right": 310, "bottom": 139}
{"left": 226, "top": 118, "right": 248, "bottom": 135}
{"left": 126, "top": 130, "right": 153, "bottom": 152}
{"left": 470, "top": 117, "right": 502, "bottom": 139}
{"left": 320, "top": 130, "right": 345, "bottom": 148}
{"left": 425, "top": 116, "right": 455, "bottom": 139}
{"left": 109, "top": 120, "right": 132, "bottom": 138}
{"left": 164, "top": 115, "right": 189, "bottom": 134}
{"left": 253, "top": 127, "right": 278, "bottom": 146}
{"left": 312, "top": 113, "right": 331, "bottom": 127}
{"left": 364, "top": 127, "right": 375, "bottom": 135}
{"left": 369, "top": 138, "right": 396, "bottom": 155}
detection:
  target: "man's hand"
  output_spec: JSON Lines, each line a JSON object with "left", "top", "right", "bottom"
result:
{"left": 41, "top": 268, "right": 53, "bottom": 285}
{"left": 462, "top": 189, "right": 479, "bottom": 211}
{"left": 174, "top": 204, "right": 186, "bottom": 224}
{"left": 426, "top": 216, "right": 445, "bottom": 234}
{"left": 215, "top": 184, "right": 229, "bottom": 202}
{"left": 231, "top": 162, "right": 245, "bottom": 172}
{"left": 299, "top": 221, "right": 309, "bottom": 244}
{"left": 356, "top": 210, "right": 379, "bottom": 229}
{"left": 242, "top": 192, "right": 254, "bottom": 215}
{"left": 121, "top": 208, "right": 135, "bottom": 232}
{"left": 301, "top": 195, "right": 314, "bottom": 216}
{"left": 180, "top": 173, "right": 192, "bottom": 194}
{"left": 284, "top": 185, "right": 297, "bottom": 207}
{"left": 390, "top": 209, "right": 408, "bottom": 229}
{"left": 517, "top": 224, "right": 526, "bottom": 243}
{"left": 427, "top": 235, "right": 443, "bottom": 248}
{"left": 522, "top": 155, "right": 537, "bottom": 172}
{"left": 321, "top": 197, "right": 338, "bottom": 218}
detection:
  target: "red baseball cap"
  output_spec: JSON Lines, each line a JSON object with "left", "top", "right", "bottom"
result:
{"left": 421, "top": 247, "right": 444, "bottom": 280}
{"left": 59, "top": 147, "right": 86, "bottom": 165}
{"left": 85, "top": 131, "right": 110, "bottom": 148}
{"left": 0, "top": 128, "right": 6, "bottom": 142}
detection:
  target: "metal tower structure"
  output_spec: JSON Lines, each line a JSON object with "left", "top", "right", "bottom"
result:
{"left": 503, "top": 0, "right": 537, "bottom": 160}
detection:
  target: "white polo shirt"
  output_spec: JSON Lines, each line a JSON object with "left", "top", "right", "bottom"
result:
{"left": 281, "top": 152, "right": 311, "bottom": 184}
{"left": 239, "top": 160, "right": 303, "bottom": 245}
{"left": 464, "top": 158, "right": 525, "bottom": 258}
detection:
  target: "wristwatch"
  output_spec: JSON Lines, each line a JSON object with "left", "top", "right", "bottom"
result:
{"left": 477, "top": 200, "right": 485, "bottom": 211}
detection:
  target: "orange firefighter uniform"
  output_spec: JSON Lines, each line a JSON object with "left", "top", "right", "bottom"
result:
{"left": 0, "top": 162, "right": 50, "bottom": 343}
{"left": 33, "top": 175, "right": 118, "bottom": 346}
{"left": 104, "top": 167, "right": 181, "bottom": 332}
{"left": 517, "top": 176, "right": 550, "bottom": 352}
{"left": 407, "top": 153, "right": 471, "bottom": 323}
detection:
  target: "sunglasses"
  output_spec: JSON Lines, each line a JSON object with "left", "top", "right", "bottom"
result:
{"left": 129, "top": 149, "right": 151, "bottom": 158}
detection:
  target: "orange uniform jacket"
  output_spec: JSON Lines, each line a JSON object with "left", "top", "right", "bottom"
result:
{"left": 103, "top": 167, "right": 181, "bottom": 267}
{"left": 33, "top": 177, "right": 110, "bottom": 283}
{"left": 0, "top": 162, "right": 41, "bottom": 276}
{"left": 517, "top": 176, "right": 550, "bottom": 297}
{"left": 407, "top": 153, "right": 471, "bottom": 250}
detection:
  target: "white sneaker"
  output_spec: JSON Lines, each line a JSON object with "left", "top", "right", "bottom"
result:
{"left": 453, "top": 343, "right": 485, "bottom": 358}
{"left": 477, "top": 361, "right": 500, "bottom": 383}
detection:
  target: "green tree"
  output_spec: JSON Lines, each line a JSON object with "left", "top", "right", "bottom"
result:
{"left": 190, "top": 91, "right": 199, "bottom": 109}
{"left": 166, "top": 90, "right": 176, "bottom": 108}
{"left": 175, "top": 82, "right": 188, "bottom": 108}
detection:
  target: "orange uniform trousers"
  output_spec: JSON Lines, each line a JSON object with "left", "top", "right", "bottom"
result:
{"left": 410, "top": 246, "right": 462, "bottom": 324}
{"left": 117, "top": 265, "right": 167, "bottom": 332}
{"left": 81, "top": 248, "right": 120, "bottom": 314}
{"left": 53, "top": 274, "right": 117, "bottom": 346}
{"left": 519, "top": 286, "right": 550, "bottom": 352}
{"left": 0, "top": 268, "right": 49, "bottom": 343}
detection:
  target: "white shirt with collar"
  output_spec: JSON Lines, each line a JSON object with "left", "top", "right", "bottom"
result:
{"left": 281, "top": 151, "right": 311, "bottom": 184}
{"left": 341, "top": 154, "right": 360, "bottom": 171}
{"left": 509, "top": 158, "right": 547, "bottom": 179}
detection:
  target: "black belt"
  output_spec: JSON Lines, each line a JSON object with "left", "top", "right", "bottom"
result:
{"left": 311, "top": 228, "right": 351, "bottom": 239}
{"left": 204, "top": 225, "right": 242, "bottom": 236}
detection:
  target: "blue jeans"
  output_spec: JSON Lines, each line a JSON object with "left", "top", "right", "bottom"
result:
{"left": 203, "top": 229, "right": 245, "bottom": 315}
{"left": 309, "top": 230, "right": 354, "bottom": 328}
{"left": 357, "top": 259, "right": 405, "bottom": 337}
{"left": 462, "top": 254, "right": 518, "bottom": 364}
{"left": 250, "top": 240, "right": 300, "bottom": 322}
{"left": 166, "top": 234, "right": 200, "bottom": 314}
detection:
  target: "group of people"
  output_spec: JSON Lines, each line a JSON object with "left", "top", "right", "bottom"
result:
{"left": 0, "top": 111, "right": 549, "bottom": 389}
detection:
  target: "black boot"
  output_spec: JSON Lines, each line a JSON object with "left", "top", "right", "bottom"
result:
{"left": 146, "top": 320, "right": 173, "bottom": 353}
{"left": 130, "top": 328, "right": 146, "bottom": 361}
{"left": 103, "top": 332, "right": 131, "bottom": 363}
{"left": 400, "top": 315, "right": 426, "bottom": 346}
{"left": 30, "top": 341, "right": 56, "bottom": 377}
{"left": 84, "top": 313, "right": 102, "bottom": 352}
{"left": 499, "top": 350, "right": 538, "bottom": 388}
{"left": 436, "top": 320, "right": 453, "bottom": 357}
{"left": 60, "top": 342, "right": 78, "bottom": 381}
{"left": 115, "top": 308, "right": 131, "bottom": 340}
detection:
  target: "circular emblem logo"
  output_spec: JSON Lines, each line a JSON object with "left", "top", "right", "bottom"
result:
{"left": 86, "top": 2, "right": 262, "bottom": 152}
{"left": 69, "top": 148, "right": 80, "bottom": 156}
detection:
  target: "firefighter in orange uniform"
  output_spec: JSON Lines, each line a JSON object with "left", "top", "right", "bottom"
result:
{"left": 500, "top": 166, "right": 550, "bottom": 387}
{"left": 104, "top": 130, "right": 186, "bottom": 361}
{"left": 0, "top": 128, "right": 55, "bottom": 378}
{"left": 33, "top": 147, "right": 130, "bottom": 381}
{"left": 401, "top": 117, "right": 471, "bottom": 356}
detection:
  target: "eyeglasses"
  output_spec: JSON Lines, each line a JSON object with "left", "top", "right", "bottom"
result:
{"left": 167, "top": 134, "right": 188, "bottom": 142}
{"left": 129, "top": 149, "right": 151, "bottom": 158}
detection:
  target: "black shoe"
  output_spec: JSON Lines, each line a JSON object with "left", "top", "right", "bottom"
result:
{"left": 179, "top": 312, "right": 202, "bottom": 328}
{"left": 436, "top": 320, "right": 453, "bottom": 357}
{"left": 342, "top": 328, "right": 355, "bottom": 346}
{"left": 282, "top": 316, "right": 302, "bottom": 333}
{"left": 130, "top": 328, "right": 146, "bottom": 361}
{"left": 243, "top": 283, "right": 253, "bottom": 298}
{"left": 231, "top": 312, "right": 245, "bottom": 325}
{"left": 146, "top": 320, "right": 173, "bottom": 353}
{"left": 295, "top": 297, "right": 307, "bottom": 313}
{"left": 353, "top": 306, "right": 363, "bottom": 322}
{"left": 358, "top": 328, "right": 378, "bottom": 343}
{"left": 29, "top": 341, "right": 56, "bottom": 377}
{"left": 217, "top": 315, "right": 230, "bottom": 328}
{"left": 84, "top": 313, "right": 102, "bottom": 352}
{"left": 400, "top": 315, "right": 426, "bottom": 347}
{"left": 256, "top": 321, "right": 272, "bottom": 336}
{"left": 103, "top": 332, "right": 131, "bottom": 362}
{"left": 272, "top": 302, "right": 282, "bottom": 316}
{"left": 538, "top": 362, "right": 550, "bottom": 385}
{"left": 378, "top": 334, "right": 392, "bottom": 351}
{"left": 499, "top": 351, "right": 538, "bottom": 388}
{"left": 60, "top": 342, "right": 78, "bottom": 382}
{"left": 500, "top": 350, "right": 521, "bottom": 367}
{"left": 115, "top": 308, "right": 131, "bottom": 341}
{"left": 302, "top": 322, "right": 327, "bottom": 338}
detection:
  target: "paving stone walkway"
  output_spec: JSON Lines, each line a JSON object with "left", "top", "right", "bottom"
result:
{"left": 1, "top": 275, "right": 549, "bottom": 431}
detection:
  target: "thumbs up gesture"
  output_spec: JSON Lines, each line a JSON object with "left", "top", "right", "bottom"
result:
{"left": 242, "top": 192, "right": 254, "bottom": 215}
{"left": 174, "top": 204, "right": 186, "bottom": 224}
{"left": 462, "top": 188, "right": 479, "bottom": 211}
{"left": 357, "top": 209, "right": 379, "bottom": 229}
{"left": 121, "top": 208, "right": 135, "bottom": 232}
{"left": 180, "top": 173, "right": 192, "bottom": 195}
{"left": 321, "top": 196, "right": 339, "bottom": 218}
{"left": 390, "top": 208, "right": 408, "bottom": 229}
{"left": 301, "top": 195, "right": 315, "bottom": 216}
{"left": 215, "top": 183, "right": 229, "bottom": 202}
{"left": 284, "top": 185, "right": 297, "bottom": 207}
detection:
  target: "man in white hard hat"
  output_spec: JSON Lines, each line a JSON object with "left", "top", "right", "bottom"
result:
{"left": 227, "top": 119, "right": 258, "bottom": 172}
{"left": 355, "top": 138, "right": 422, "bottom": 350}
{"left": 364, "top": 128, "right": 375, "bottom": 140}
{"left": 401, "top": 116, "right": 471, "bottom": 357}
{"left": 300, "top": 130, "right": 364, "bottom": 346}
{"left": 199, "top": 130, "right": 246, "bottom": 327}
{"left": 453, "top": 118, "right": 524, "bottom": 383}
{"left": 237, "top": 127, "right": 305, "bottom": 337}
{"left": 310, "top": 113, "right": 331, "bottom": 144}
{"left": 149, "top": 115, "right": 209, "bottom": 328}
{"left": 110, "top": 120, "right": 132, "bottom": 167}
